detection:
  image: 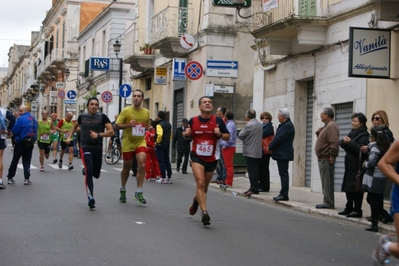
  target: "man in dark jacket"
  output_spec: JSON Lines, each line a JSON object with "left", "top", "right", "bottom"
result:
{"left": 7, "top": 105, "right": 38, "bottom": 185}
{"left": 172, "top": 118, "right": 191, "bottom": 174}
{"left": 269, "top": 108, "right": 295, "bottom": 201}
{"left": 155, "top": 111, "right": 173, "bottom": 184}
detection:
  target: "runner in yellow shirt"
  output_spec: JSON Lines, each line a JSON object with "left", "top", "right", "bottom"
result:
{"left": 37, "top": 110, "right": 54, "bottom": 172}
{"left": 115, "top": 89, "right": 150, "bottom": 204}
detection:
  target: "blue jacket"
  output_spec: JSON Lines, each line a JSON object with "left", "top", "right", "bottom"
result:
{"left": 268, "top": 118, "right": 295, "bottom": 161}
{"left": 12, "top": 112, "right": 38, "bottom": 143}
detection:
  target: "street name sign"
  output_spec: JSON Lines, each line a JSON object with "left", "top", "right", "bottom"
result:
{"left": 206, "top": 60, "right": 238, "bottom": 78}
{"left": 212, "top": 0, "right": 251, "bottom": 8}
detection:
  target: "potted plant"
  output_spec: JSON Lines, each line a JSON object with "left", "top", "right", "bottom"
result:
{"left": 139, "top": 43, "right": 152, "bottom": 55}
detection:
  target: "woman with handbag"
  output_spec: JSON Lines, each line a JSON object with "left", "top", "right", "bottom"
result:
{"left": 362, "top": 125, "right": 390, "bottom": 232}
{"left": 258, "top": 112, "right": 274, "bottom": 192}
{"left": 338, "top": 112, "right": 369, "bottom": 218}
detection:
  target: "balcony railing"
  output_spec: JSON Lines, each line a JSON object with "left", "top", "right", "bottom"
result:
{"left": 251, "top": 0, "right": 296, "bottom": 31}
{"left": 151, "top": 6, "right": 193, "bottom": 44}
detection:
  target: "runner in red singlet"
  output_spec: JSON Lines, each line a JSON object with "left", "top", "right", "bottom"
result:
{"left": 183, "top": 96, "right": 229, "bottom": 226}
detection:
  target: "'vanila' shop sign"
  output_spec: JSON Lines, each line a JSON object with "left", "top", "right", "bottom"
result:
{"left": 349, "top": 27, "right": 391, "bottom": 79}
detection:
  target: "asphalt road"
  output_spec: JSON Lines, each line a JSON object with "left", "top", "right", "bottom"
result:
{"left": 0, "top": 147, "right": 398, "bottom": 266}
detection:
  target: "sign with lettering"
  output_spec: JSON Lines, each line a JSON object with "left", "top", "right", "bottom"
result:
{"left": 349, "top": 27, "right": 391, "bottom": 79}
{"left": 154, "top": 67, "right": 167, "bottom": 85}
{"left": 212, "top": 0, "right": 251, "bottom": 8}
{"left": 89, "top": 57, "right": 111, "bottom": 71}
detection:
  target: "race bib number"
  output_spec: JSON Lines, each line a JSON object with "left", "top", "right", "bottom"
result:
{"left": 63, "top": 132, "right": 70, "bottom": 139}
{"left": 196, "top": 141, "right": 214, "bottom": 156}
{"left": 40, "top": 134, "right": 49, "bottom": 141}
{"left": 132, "top": 125, "right": 145, "bottom": 136}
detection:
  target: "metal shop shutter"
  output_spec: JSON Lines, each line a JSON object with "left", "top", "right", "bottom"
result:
{"left": 334, "top": 102, "right": 353, "bottom": 191}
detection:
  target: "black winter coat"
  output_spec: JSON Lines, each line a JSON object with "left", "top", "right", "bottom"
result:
{"left": 339, "top": 124, "right": 369, "bottom": 192}
{"left": 172, "top": 126, "right": 191, "bottom": 153}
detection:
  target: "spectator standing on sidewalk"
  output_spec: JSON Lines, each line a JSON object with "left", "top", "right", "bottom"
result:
{"left": 184, "top": 96, "right": 229, "bottom": 226}
{"left": 239, "top": 109, "right": 263, "bottom": 197}
{"left": 362, "top": 125, "right": 389, "bottom": 232}
{"left": 315, "top": 107, "right": 339, "bottom": 209}
{"left": 259, "top": 111, "right": 274, "bottom": 192}
{"left": 338, "top": 112, "right": 369, "bottom": 218}
{"left": 172, "top": 118, "right": 191, "bottom": 174}
{"left": 145, "top": 120, "right": 161, "bottom": 181}
{"left": 115, "top": 89, "right": 150, "bottom": 204}
{"left": 56, "top": 112, "right": 75, "bottom": 170}
{"left": 37, "top": 110, "right": 54, "bottom": 172}
{"left": 50, "top": 113, "right": 59, "bottom": 164}
{"left": 67, "top": 97, "right": 113, "bottom": 209}
{"left": 155, "top": 111, "right": 173, "bottom": 184}
{"left": 220, "top": 110, "right": 237, "bottom": 187}
{"left": 0, "top": 107, "right": 15, "bottom": 189}
{"left": 269, "top": 108, "right": 295, "bottom": 202}
{"left": 7, "top": 105, "right": 37, "bottom": 185}
{"left": 212, "top": 106, "right": 227, "bottom": 184}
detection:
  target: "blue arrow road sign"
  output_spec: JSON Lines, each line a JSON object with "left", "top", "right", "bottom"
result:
{"left": 67, "top": 90, "right": 77, "bottom": 100}
{"left": 119, "top": 84, "right": 132, "bottom": 98}
{"left": 207, "top": 60, "right": 238, "bottom": 69}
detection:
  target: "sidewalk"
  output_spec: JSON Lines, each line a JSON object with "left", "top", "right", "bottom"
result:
{"left": 208, "top": 174, "right": 396, "bottom": 234}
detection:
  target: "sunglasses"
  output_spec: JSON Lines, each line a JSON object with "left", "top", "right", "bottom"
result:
{"left": 372, "top": 117, "right": 381, "bottom": 121}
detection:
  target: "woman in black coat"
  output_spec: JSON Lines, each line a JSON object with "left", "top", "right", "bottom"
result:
{"left": 338, "top": 112, "right": 369, "bottom": 218}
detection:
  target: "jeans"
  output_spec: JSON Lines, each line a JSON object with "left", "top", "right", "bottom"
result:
{"left": 7, "top": 142, "right": 34, "bottom": 180}
{"left": 318, "top": 159, "right": 335, "bottom": 208}
{"left": 216, "top": 151, "right": 226, "bottom": 180}
{"left": 156, "top": 145, "right": 172, "bottom": 179}
{"left": 176, "top": 152, "right": 189, "bottom": 172}
{"left": 277, "top": 160, "right": 289, "bottom": 197}
{"left": 245, "top": 156, "right": 260, "bottom": 193}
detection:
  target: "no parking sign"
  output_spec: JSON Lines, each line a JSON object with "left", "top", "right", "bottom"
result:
{"left": 101, "top": 91, "right": 113, "bottom": 103}
{"left": 184, "top": 61, "right": 203, "bottom": 81}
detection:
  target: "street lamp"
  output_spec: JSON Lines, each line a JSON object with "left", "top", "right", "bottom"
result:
{"left": 113, "top": 39, "right": 123, "bottom": 113}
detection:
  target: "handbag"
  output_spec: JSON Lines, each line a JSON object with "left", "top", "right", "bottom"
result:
{"left": 354, "top": 151, "right": 365, "bottom": 193}
{"left": 262, "top": 135, "right": 274, "bottom": 154}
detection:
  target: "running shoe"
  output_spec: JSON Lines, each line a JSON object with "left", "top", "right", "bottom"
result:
{"left": 119, "top": 189, "right": 126, "bottom": 203}
{"left": 167, "top": 178, "right": 173, "bottom": 184}
{"left": 53, "top": 158, "right": 58, "bottom": 164}
{"left": 155, "top": 178, "right": 168, "bottom": 184}
{"left": 8, "top": 179, "right": 15, "bottom": 184}
{"left": 134, "top": 192, "right": 147, "bottom": 204}
{"left": 68, "top": 164, "right": 73, "bottom": 170}
{"left": 58, "top": 160, "right": 62, "bottom": 169}
{"left": 201, "top": 211, "right": 211, "bottom": 226}
{"left": 24, "top": 179, "right": 32, "bottom": 185}
{"left": 40, "top": 166, "right": 44, "bottom": 172}
{"left": 0, "top": 182, "right": 5, "bottom": 189}
{"left": 372, "top": 235, "right": 391, "bottom": 266}
{"left": 88, "top": 197, "right": 96, "bottom": 210}
{"left": 189, "top": 198, "right": 199, "bottom": 216}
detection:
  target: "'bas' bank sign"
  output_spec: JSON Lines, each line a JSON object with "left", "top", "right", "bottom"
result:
{"left": 89, "top": 57, "right": 111, "bottom": 71}
{"left": 349, "top": 27, "right": 391, "bottom": 79}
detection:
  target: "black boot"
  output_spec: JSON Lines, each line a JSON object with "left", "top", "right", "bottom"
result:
{"left": 338, "top": 209, "right": 352, "bottom": 215}
{"left": 382, "top": 210, "right": 394, "bottom": 224}
{"left": 365, "top": 218, "right": 378, "bottom": 232}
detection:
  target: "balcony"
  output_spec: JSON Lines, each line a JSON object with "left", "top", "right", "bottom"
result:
{"left": 123, "top": 29, "right": 154, "bottom": 72}
{"left": 150, "top": 6, "right": 194, "bottom": 58}
{"left": 250, "top": 0, "right": 328, "bottom": 55}
{"left": 37, "top": 49, "right": 65, "bottom": 83}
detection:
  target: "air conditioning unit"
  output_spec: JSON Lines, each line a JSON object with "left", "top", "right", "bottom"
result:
{"left": 376, "top": 0, "right": 399, "bottom": 22}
